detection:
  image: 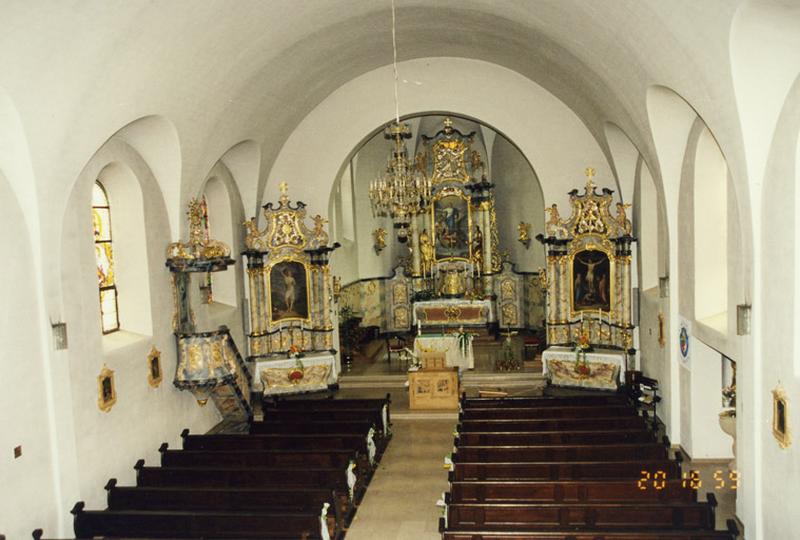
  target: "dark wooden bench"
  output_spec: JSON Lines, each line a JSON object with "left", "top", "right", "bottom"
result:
{"left": 460, "top": 405, "right": 637, "bottom": 420}
{"left": 160, "top": 443, "right": 360, "bottom": 470}
{"left": 440, "top": 522, "right": 739, "bottom": 540}
{"left": 260, "top": 409, "right": 389, "bottom": 438}
{"left": 105, "top": 478, "right": 349, "bottom": 528}
{"left": 250, "top": 419, "right": 376, "bottom": 435}
{"left": 134, "top": 460, "right": 365, "bottom": 503}
{"left": 458, "top": 416, "right": 648, "bottom": 432}
{"left": 445, "top": 496, "right": 717, "bottom": 529}
{"left": 450, "top": 459, "right": 681, "bottom": 481}
{"left": 461, "top": 395, "right": 628, "bottom": 408}
{"left": 264, "top": 394, "right": 391, "bottom": 433}
{"left": 71, "top": 501, "right": 335, "bottom": 540}
{"left": 180, "top": 430, "right": 380, "bottom": 465}
{"left": 455, "top": 429, "right": 655, "bottom": 446}
{"left": 453, "top": 443, "right": 668, "bottom": 463}
{"left": 447, "top": 479, "right": 697, "bottom": 504}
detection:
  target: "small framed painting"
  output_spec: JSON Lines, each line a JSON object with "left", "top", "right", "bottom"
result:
{"left": 772, "top": 385, "right": 790, "bottom": 449}
{"left": 97, "top": 366, "right": 117, "bottom": 412}
{"left": 147, "top": 347, "right": 163, "bottom": 388}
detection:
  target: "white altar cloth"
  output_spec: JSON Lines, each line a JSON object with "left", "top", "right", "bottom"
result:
{"left": 542, "top": 346, "right": 626, "bottom": 383}
{"left": 414, "top": 334, "right": 474, "bottom": 371}
{"left": 253, "top": 353, "right": 338, "bottom": 393}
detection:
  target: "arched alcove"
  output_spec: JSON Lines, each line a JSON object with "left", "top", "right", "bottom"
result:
{"left": 693, "top": 127, "right": 729, "bottom": 329}
{"left": 97, "top": 162, "right": 153, "bottom": 337}
{"left": 202, "top": 177, "right": 237, "bottom": 307}
{"left": 636, "top": 160, "right": 660, "bottom": 292}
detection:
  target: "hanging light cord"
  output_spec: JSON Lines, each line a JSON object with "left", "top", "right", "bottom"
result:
{"left": 391, "top": 0, "right": 400, "bottom": 125}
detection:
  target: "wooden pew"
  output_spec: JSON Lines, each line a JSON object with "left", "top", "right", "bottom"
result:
{"left": 261, "top": 409, "right": 389, "bottom": 438}
{"left": 453, "top": 443, "right": 668, "bottom": 463}
{"left": 250, "top": 419, "right": 375, "bottom": 435}
{"left": 450, "top": 459, "right": 681, "bottom": 481}
{"left": 440, "top": 522, "right": 739, "bottom": 540}
{"left": 445, "top": 495, "right": 718, "bottom": 529}
{"left": 455, "top": 429, "right": 655, "bottom": 446}
{"left": 458, "top": 416, "right": 648, "bottom": 432}
{"left": 160, "top": 443, "right": 358, "bottom": 469}
{"left": 71, "top": 501, "right": 335, "bottom": 540}
{"left": 134, "top": 459, "right": 365, "bottom": 503}
{"left": 264, "top": 394, "right": 391, "bottom": 434}
{"left": 461, "top": 405, "right": 637, "bottom": 420}
{"left": 461, "top": 395, "right": 628, "bottom": 408}
{"left": 105, "top": 478, "right": 349, "bottom": 529}
{"left": 447, "top": 479, "right": 697, "bottom": 504}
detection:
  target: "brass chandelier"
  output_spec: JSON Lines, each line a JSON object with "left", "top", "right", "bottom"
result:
{"left": 368, "top": 0, "right": 431, "bottom": 242}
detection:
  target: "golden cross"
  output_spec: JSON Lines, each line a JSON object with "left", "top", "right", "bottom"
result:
{"left": 443, "top": 117, "right": 453, "bottom": 130}
{"left": 584, "top": 167, "right": 596, "bottom": 191}
{"left": 279, "top": 181, "right": 289, "bottom": 196}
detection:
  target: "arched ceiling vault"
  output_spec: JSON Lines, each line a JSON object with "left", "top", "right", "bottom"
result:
{"left": 0, "top": 0, "right": 747, "bottom": 239}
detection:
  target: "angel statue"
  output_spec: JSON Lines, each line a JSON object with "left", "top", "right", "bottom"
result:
{"left": 309, "top": 214, "right": 330, "bottom": 249}
{"left": 615, "top": 202, "right": 633, "bottom": 236}
{"left": 545, "top": 203, "right": 567, "bottom": 238}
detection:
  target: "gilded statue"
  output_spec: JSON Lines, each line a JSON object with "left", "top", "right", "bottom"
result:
{"left": 419, "top": 228, "right": 434, "bottom": 275}
{"left": 615, "top": 202, "right": 633, "bottom": 236}
{"left": 309, "top": 214, "right": 330, "bottom": 249}
{"left": 166, "top": 198, "right": 232, "bottom": 261}
{"left": 545, "top": 203, "right": 567, "bottom": 238}
{"left": 373, "top": 227, "right": 387, "bottom": 254}
{"left": 472, "top": 224, "right": 483, "bottom": 271}
{"left": 243, "top": 217, "right": 268, "bottom": 251}
{"left": 517, "top": 221, "right": 531, "bottom": 248}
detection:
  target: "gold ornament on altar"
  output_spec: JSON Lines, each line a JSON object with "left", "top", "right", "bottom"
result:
{"left": 373, "top": 227, "right": 387, "bottom": 254}
{"left": 419, "top": 228, "right": 434, "bottom": 276}
{"left": 518, "top": 222, "right": 531, "bottom": 248}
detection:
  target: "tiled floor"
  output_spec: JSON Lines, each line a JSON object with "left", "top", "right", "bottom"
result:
{"left": 344, "top": 418, "right": 456, "bottom": 540}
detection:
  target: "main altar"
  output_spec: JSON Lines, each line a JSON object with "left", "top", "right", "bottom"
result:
{"left": 538, "top": 168, "right": 636, "bottom": 389}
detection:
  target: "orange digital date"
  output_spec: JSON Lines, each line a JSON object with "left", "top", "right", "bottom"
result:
{"left": 637, "top": 469, "right": 739, "bottom": 490}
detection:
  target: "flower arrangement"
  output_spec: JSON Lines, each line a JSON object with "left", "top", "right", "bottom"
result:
{"left": 288, "top": 357, "right": 305, "bottom": 384}
{"left": 573, "top": 330, "right": 592, "bottom": 377}
{"left": 454, "top": 326, "right": 473, "bottom": 358}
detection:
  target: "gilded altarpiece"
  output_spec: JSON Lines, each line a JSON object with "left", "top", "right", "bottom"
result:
{"left": 243, "top": 184, "right": 338, "bottom": 359}
{"left": 409, "top": 118, "right": 501, "bottom": 308}
{"left": 540, "top": 169, "right": 635, "bottom": 349}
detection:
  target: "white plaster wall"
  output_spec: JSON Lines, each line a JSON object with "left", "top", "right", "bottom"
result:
{"left": 687, "top": 340, "right": 735, "bottom": 459}
{"left": 490, "top": 136, "right": 545, "bottom": 273}
{"left": 203, "top": 177, "right": 237, "bottom": 307}
{"left": 758, "top": 74, "right": 800, "bottom": 540}
{"left": 54, "top": 139, "right": 220, "bottom": 534}
{"left": 0, "top": 172, "right": 59, "bottom": 539}
{"left": 693, "top": 129, "right": 728, "bottom": 324}
{"left": 637, "top": 163, "right": 659, "bottom": 291}
{"left": 269, "top": 58, "right": 615, "bottom": 218}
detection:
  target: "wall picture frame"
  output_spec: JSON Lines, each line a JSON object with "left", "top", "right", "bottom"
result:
{"left": 97, "top": 365, "right": 117, "bottom": 412}
{"left": 772, "top": 385, "right": 790, "bottom": 449}
{"left": 147, "top": 346, "right": 163, "bottom": 388}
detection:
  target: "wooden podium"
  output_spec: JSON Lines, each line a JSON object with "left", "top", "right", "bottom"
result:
{"left": 408, "top": 367, "right": 459, "bottom": 410}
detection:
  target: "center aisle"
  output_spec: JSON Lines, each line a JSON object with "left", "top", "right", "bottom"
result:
{"left": 345, "top": 418, "right": 456, "bottom": 540}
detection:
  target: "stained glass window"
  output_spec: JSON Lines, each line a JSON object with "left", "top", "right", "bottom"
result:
{"left": 199, "top": 196, "right": 213, "bottom": 303}
{"left": 93, "top": 181, "right": 120, "bottom": 333}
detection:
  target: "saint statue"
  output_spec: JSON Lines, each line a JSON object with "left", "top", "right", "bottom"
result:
{"left": 419, "top": 228, "right": 434, "bottom": 275}
{"left": 472, "top": 224, "right": 483, "bottom": 270}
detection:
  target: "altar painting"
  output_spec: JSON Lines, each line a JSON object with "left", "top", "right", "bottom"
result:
{"left": 433, "top": 192, "right": 471, "bottom": 260}
{"left": 268, "top": 259, "right": 310, "bottom": 323}
{"left": 571, "top": 249, "right": 611, "bottom": 312}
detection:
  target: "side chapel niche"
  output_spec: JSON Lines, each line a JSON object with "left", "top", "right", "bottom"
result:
{"left": 539, "top": 168, "right": 635, "bottom": 351}
{"left": 242, "top": 183, "right": 340, "bottom": 393}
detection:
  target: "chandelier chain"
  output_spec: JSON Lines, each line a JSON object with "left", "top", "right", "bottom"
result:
{"left": 391, "top": 0, "right": 400, "bottom": 124}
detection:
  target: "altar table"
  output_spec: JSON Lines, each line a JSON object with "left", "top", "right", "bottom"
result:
{"left": 413, "top": 299, "right": 493, "bottom": 327}
{"left": 254, "top": 353, "right": 338, "bottom": 395}
{"left": 414, "top": 334, "right": 474, "bottom": 371}
{"left": 542, "top": 346, "right": 625, "bottom": 386}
